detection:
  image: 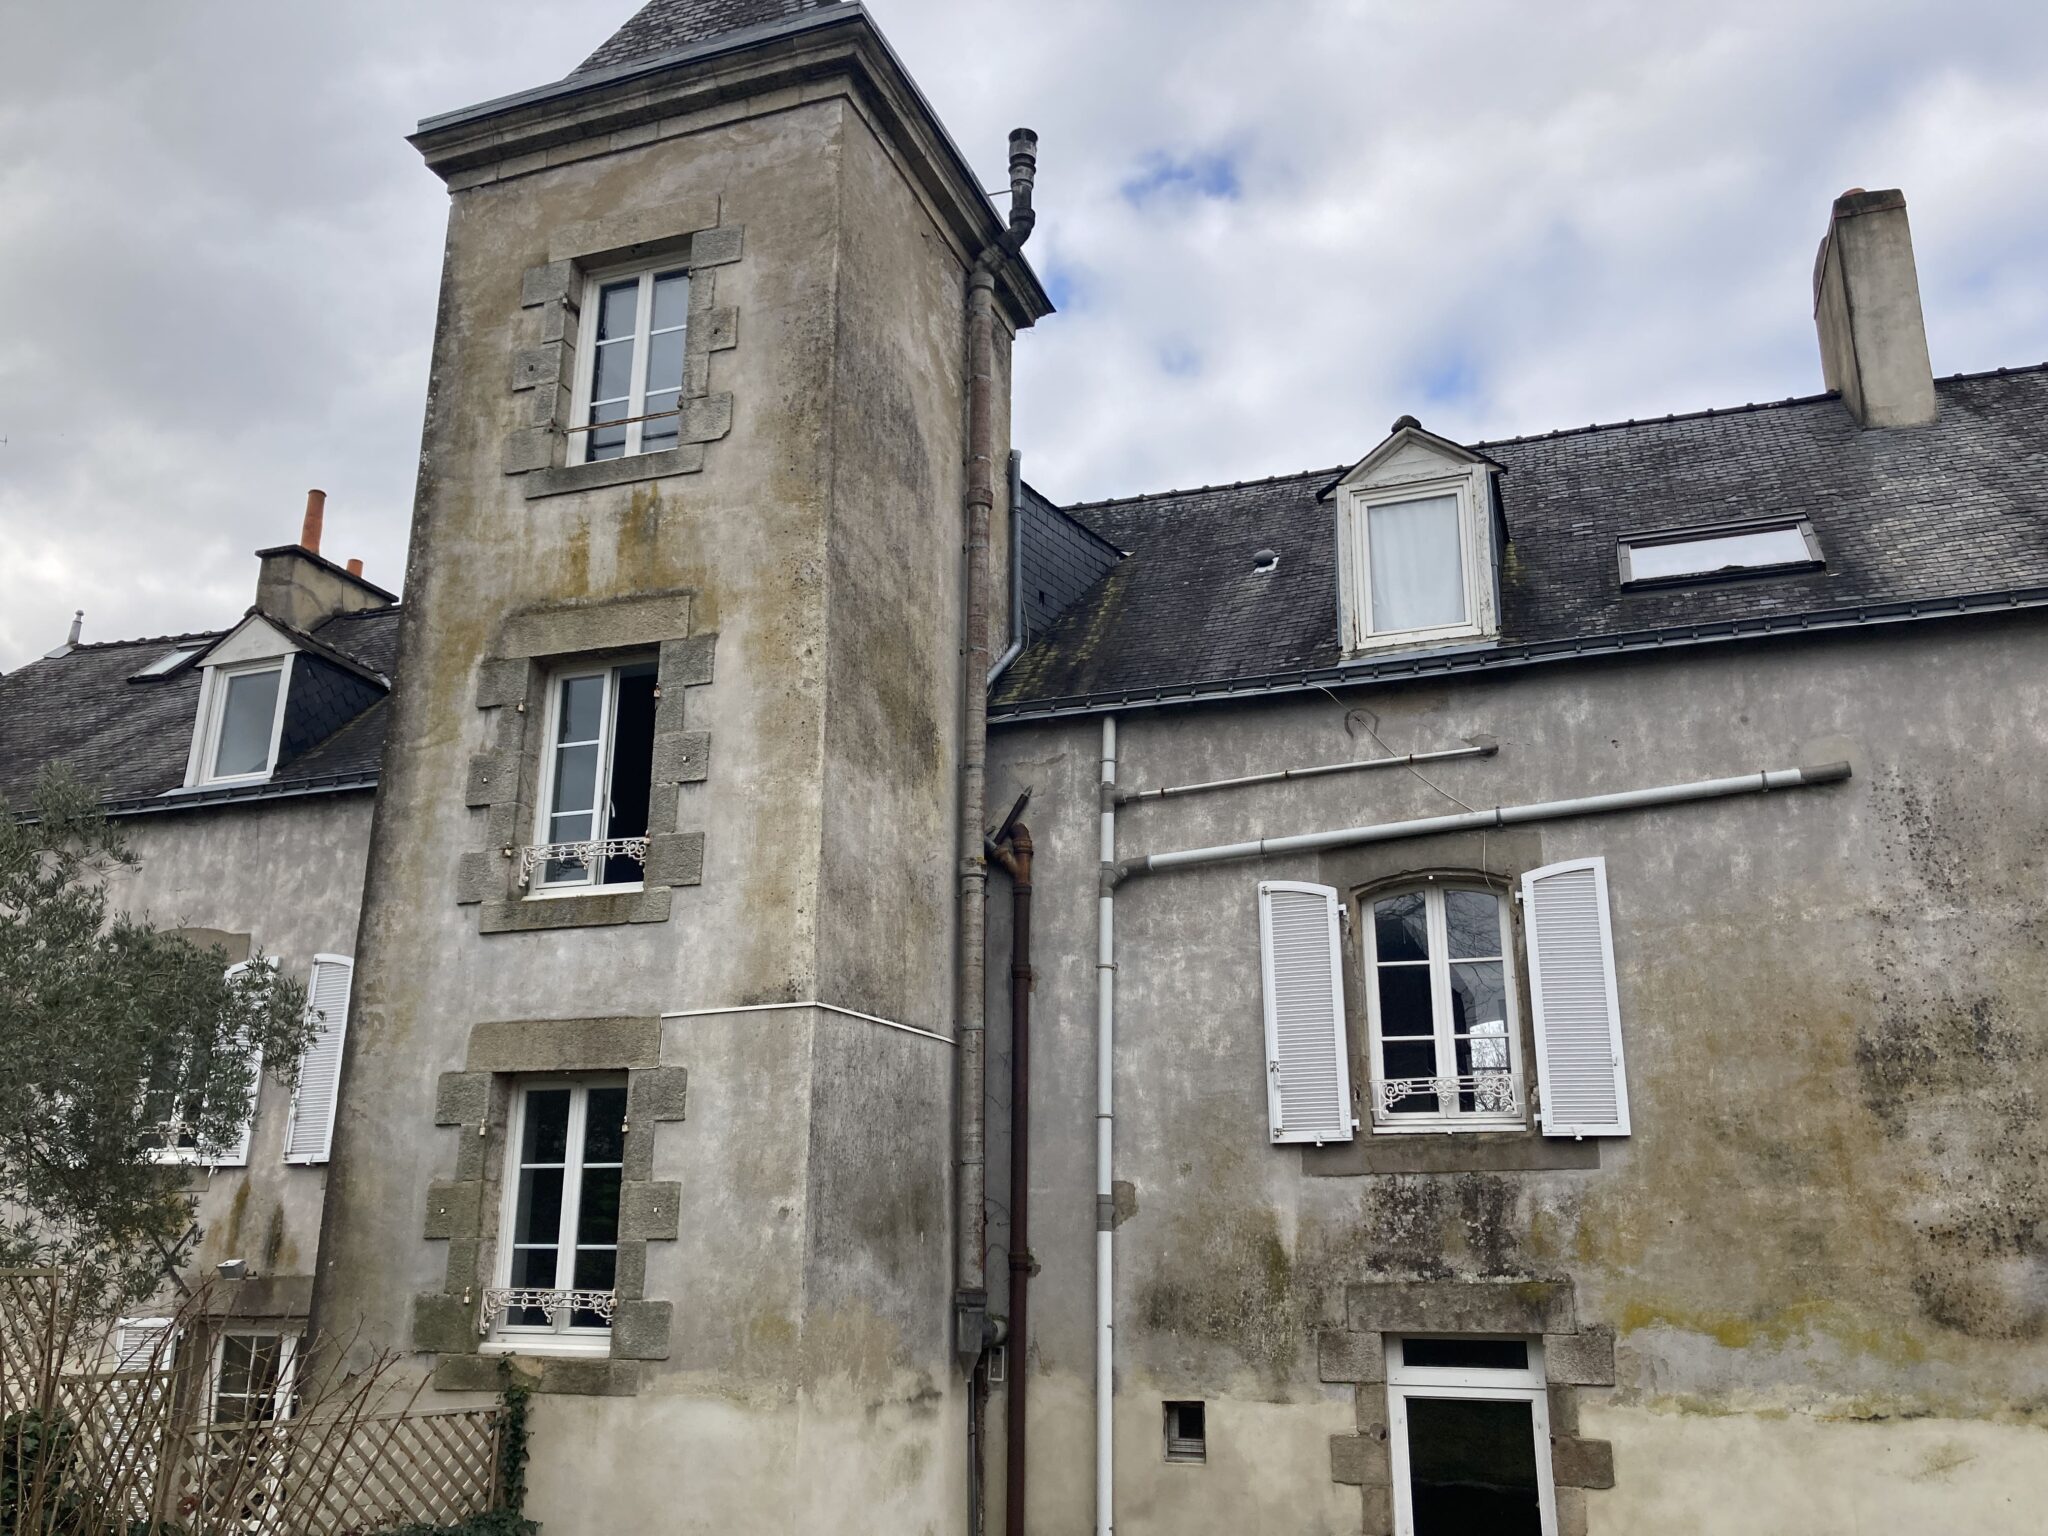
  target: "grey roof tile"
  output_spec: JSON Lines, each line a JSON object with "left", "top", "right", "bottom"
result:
{"left": 572, "top": 0, "right": 845, "bottom": 75}
{"left": 0, "top": 607, "right": 403, "bottom": 813}
{"left": 995, "top": 367, "right": 2048, "bottom": 710}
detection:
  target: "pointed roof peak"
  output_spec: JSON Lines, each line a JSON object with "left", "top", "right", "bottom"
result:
{"left": 573, "top": 0, "right": 849, "bottom": 76}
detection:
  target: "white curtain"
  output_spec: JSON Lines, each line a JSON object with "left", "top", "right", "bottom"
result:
{"left": 1368, "top": 494, "right": 1465, "bottom": 633}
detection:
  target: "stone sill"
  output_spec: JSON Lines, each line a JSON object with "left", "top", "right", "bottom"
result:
{"left": 478, "top": 886, "right": 671, "bottom": 933}
{"left": 1304, "top": 1131, "right": 1600, "bottom": 1177}
{"left": 523, "top": 445, "right": 705, "bottom": 500}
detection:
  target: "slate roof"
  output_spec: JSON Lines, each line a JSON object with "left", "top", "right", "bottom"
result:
{"left": 573, "top": 0, "right": 845, "bottom": 75}
{"left": 993, "top": 366, "right": 2048, "bottom": 716}
{"left": 0, "top": 607, "right": 402, "bottom": 815}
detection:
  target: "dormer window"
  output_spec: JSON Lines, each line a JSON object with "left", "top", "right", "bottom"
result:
{"left": 190, "top": 658, "right": 292, "bottom": 786}
{"left": 570, "top": 266, "right": 690, "bottom": 465}
{"left": 1330, "top": 417, "right": 1502, "bottom": 656}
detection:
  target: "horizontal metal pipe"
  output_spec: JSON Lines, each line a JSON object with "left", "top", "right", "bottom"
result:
{"left": 659, "top": 1000, "right": 954, "bottom": 1045}
{"left": 1129, "top": 761, "right": 1851, "bottom": 878}
{"left": 1116, "top": 742, "right": 1495, "bottom": 804}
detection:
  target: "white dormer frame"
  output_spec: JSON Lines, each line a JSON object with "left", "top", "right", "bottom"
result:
{"left": 1329, "top": 423, "right": 1502, "bottom": 657}
{"left": 182, "top": 616, "right": 301, "bottom": 789}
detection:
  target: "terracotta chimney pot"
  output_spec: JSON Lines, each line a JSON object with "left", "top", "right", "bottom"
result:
{"left": 301, "top": 489, "right": 327, "bottom": 554}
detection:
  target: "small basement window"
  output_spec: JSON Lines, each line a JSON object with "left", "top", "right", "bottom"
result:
{"left": 1618, "top": 518, "right": 1821, "bottom": 587}
{"left": 1163, "top": 1400, "right": 1206, "bottom": 1463}
{"left": 528, "top": 657, "right": 659, "bottom": 892}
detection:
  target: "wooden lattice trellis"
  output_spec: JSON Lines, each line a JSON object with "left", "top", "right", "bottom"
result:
{"left": 172, "top": 1406, "right": 503, "bottom": 1536}
{"left": 0, "top": 1269, "right": 65, "bottom": 1413}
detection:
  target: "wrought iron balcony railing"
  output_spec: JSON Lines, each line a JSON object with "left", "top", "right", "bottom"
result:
{"left": 517, "top": 838, "right": 649, "bottom": 887}
{"left": 1373, "top": 1071, "right": 1522, "bottom": 1117}
{"left": 478, "top": 1287, "right": 618, "bottom": 1334}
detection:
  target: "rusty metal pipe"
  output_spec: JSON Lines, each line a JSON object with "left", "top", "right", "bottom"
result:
{"left": 989, "top": 825, "right": 1035, "bottom": 1535}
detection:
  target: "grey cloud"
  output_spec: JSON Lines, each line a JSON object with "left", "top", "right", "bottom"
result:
{"left": 3, "top": 0, "right": 2046, "bottom": 668}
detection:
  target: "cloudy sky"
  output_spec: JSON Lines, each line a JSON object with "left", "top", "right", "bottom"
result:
{"left": 2, "top": 0, "right": 2045, "bottom": 670}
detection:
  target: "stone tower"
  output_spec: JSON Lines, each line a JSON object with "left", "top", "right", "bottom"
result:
{"left": 312, "top": 3, "right": 1049, "bottom": 1528}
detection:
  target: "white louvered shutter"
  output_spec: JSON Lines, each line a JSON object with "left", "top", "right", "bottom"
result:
{"left": 1258, "top": 881, "right": 1355, "bottom": 1145}
{"left": 207, "top": 963, "right": 257, "bottom": 1167}
{"left": 1521, "top": 857, "right": 1631, "bottom": 1137}
{"left": 284, "top": 956, "right": 353, "bottom": 1163}
{"left": 114, "top": 1318, "right": 175, "bottom": 1372}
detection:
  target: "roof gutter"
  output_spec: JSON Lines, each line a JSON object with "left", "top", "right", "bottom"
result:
{"left": 990, "top": 584, "right": 2048, "bottom": 724}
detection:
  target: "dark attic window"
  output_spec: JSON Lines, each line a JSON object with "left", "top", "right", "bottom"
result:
{"left": 1163, "top": 1400, "right": 1206, "bottom": 1463}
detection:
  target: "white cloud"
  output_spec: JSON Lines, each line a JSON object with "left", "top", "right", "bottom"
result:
{"left": 3, "top": 0, "right": 2045, "bottom": 667}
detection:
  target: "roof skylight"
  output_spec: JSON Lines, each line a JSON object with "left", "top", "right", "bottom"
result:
{"left": 1618, "top": 519, "right": 1822, "bottom": 587}
{"left": 129, "top": 646, "right": 204, "bottom": 681}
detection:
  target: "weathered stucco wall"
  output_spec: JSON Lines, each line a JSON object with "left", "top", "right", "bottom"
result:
{"left": 984, "top": 614, "right": 2048, "bottom": 1533}
{"left": 317, "top": 64, "right": 1003, "bottom": 1530}
{"left": 105, "top": 794, "right": 374, "bottom": 1302}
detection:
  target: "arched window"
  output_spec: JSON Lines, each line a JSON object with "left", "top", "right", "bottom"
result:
{"left": 1362, "top": 884, "right": 1525, "bottom": 1131}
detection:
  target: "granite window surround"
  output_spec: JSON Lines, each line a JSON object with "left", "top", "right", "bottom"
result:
{"left": 456, "top": 590, "right": 714, "bottom": 934}
{"left": 505, "top": 198, "right": 741, "bottom": 500}
{"left": 414, "top": 1016, "right": 689, "bottom": 1398}
{"left": 1322, "top": 1280, "right": 1617, "bottom": 1536}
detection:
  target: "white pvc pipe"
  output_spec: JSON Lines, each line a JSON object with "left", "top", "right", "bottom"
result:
{"left": 1134, "top": 762, "right": 1850, "bottom": 876}
{"left": 1095, "top": 715, "right": 1117, "bottom": 1536}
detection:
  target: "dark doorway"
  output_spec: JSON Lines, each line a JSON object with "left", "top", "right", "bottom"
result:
{"left": 1406, "top": 1396, "right": 1542, "bottom": 1533}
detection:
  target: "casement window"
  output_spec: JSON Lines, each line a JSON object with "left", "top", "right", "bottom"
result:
{"left": 1339, "top": 475, "right": 1489, "bottom": 650}
{"left": 190, "top": 658, "right": 292, "bottom": 786}
{"left": 144, "top": 962, "right": 259, "bottom": 1166}
{"left": 570, "top": 266, "right": 690, "bottom": 464}
{"left": 211, "top": 1332, "right": 298, "bottom": 1425}
{"left": 1618, "top": 517, "right": 1821, "bottom": 587}
{"left": 485, "top": 1079, "right": 626, "bottom": 1352}
{"left": 1257, "top": 882, "right": 1356, "bottom": 1145}
{"left": 527, "top": 657, "right": 659, "bottom": 892}
{"left": 1363, "top": 885, "right": 1526, "bottom": 1132}
{"left": 282, "top": 955, "right": 352, "bottom": 1164}
{"left": 1385, "top": 1336, "right": 1556, "bottom": 1536}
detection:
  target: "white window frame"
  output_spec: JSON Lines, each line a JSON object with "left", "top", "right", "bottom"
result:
{"left": 484, "top": 1077, "right": 625, "bottom": 1356}
{"left": 208, "top": 1330, "right": 300, "bottom": 1426}
{"left": 1360, "top": 883, "right": 1526, "bottom": 1135}
{"left": 186, "top": 656, "right": 293, "bottom": 788}
{"left": 145, "top": 961, "right": 261, "bottom": 1166}
{"left": 1386, "top": 1336, "right": 1557, "bottom": 1536}
{"left": 526, "top": 657, "right": 656, "bottom": 896}
{"left": 1339, "top": 471, "right": 1489, "bottom": 653}
{"left": 567, "top": 263, "right": 691, "bottom": 466}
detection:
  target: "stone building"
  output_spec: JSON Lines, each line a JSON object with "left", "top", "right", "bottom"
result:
{"left": 0, "top": 494, "right": 396, "bottom": 1409}
{"left": 6, "top": 2, "right": 2048, "bottom": 1533}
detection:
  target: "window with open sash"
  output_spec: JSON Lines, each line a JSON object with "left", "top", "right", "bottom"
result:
{"left": 488, "top": 1080, "right": 625, "bottom": 1350}
{"left": 142, "top": 962, "right": 259, "bottom": 1166}
{"left": 1363, "top": 885, "right": 1524, "bottom": 1131}
{"left": 571, "top": 267, "right": 690, "bottom": 464}
{"left": 193, "top": 659, "right": 290, "bottom": 786}
{"left": 1386, "top": 1336, "right": 1556, "bottom": 1535}
{"left": 528, "top": 658, "right": 658, "bottom": 892}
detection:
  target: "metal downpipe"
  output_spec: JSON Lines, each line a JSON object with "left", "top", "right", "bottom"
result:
{"left": 1094, "top": 716, "right": 1117, "bottom": 1536}
{"left": 989, "top": 825, "right": 1035, "bottom": 1536}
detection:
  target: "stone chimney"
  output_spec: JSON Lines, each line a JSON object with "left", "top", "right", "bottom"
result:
{"left": 1813, "top": 188, "right": 1937, "bottom": 428}
{"left": 254, "top": 489, "right": 396, "bottom": 631}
